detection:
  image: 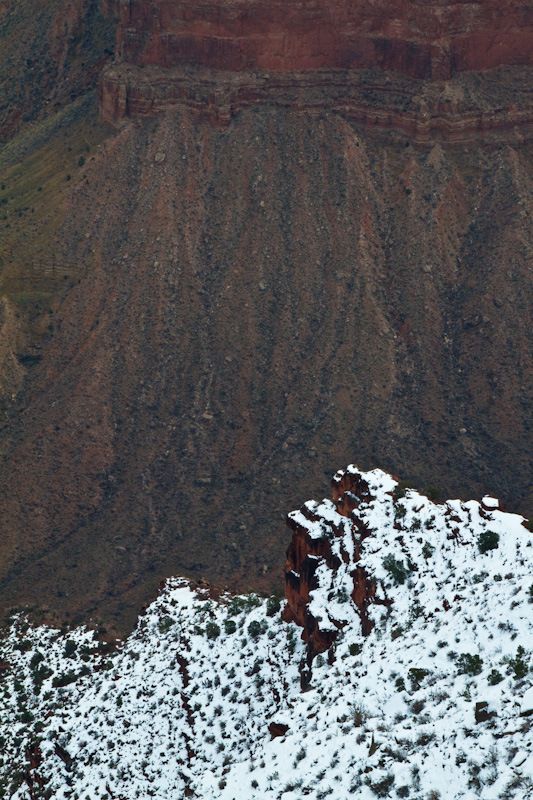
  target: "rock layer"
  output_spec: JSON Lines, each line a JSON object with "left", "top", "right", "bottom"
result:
{"left": 109, "top": 0, "right": 533, "bottom": 79}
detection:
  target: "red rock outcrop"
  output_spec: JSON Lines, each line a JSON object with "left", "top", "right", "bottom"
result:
{"left": 283, "top": 468, "right": 391, "bottom": 665}
{"left": 108, "top": 1, "right": 533, "bottom": 79}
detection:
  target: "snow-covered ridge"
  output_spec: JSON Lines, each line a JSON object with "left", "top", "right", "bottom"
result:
{"left": 1, "top": 467, "right": 533, "bottom": 799}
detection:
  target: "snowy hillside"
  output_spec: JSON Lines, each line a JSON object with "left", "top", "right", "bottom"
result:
{"left": 2, "top": 467, "right": 533, "bottom": 799}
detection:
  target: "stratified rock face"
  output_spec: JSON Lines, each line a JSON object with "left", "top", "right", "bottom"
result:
{"left": 99, "top": 1, "right": 533, "bottom": 144}
{"left": 110, "top": 0, "right": 533, "bottom": 79}
{"left": 283, "top": 467, "right": 391, "bottom": 662}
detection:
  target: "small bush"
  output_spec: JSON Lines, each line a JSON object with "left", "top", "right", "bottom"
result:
{"left": 224, "top": 619, "right": 236, "bottom": 635}
{"left": 248, "top": 620, "right": 267, "bottom": 639}
{"left": 158, "top": 616, "right": 174, "bottom": 633}
{"left": 52, "top": 671, "right": 78, "bottom": 688}
{"left": 64, "top": 639, "right": 77, "bottom": 658}
{"left": 478, "top": 530, "right": 499, "bottom": 554}
{"left": 395, "top": 677, "right": 406, "bottom": 692}
{"left": 408, "top": 668, "right": 430, "bottom": 690}
{"left": 205, "top": 622, "right": 221, "bottom": 640}
{"left": 422, "top": 542, "right": 435, "bottom": 559}
{"left": 488, "top": 669, "right": 503, "bottom": 685}
{"left": 509, "top": 646, "right": 528, "bottom": 679}
{"left": 393, "top": 481, "right": 410, "bottom": 500}
{"left": 382, "top": 554, "right": 410, "bottom": 585}
{"left": 266, "top": 596, "right": 281, "bottom": 617}
{"left": 457, "top": 653, "right": 483, "bottom": 676}
{"left": 369, "top": 772, "right": 395, "bottom": 797}
{"left": 349, "top": 643, "right": 363, "bottom": 656}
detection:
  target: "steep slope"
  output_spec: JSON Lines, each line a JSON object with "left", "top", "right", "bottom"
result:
{"left": 0, "top": 99, "right": 532, "bottom": 632}
{"left": 1, "top": 467, "right": 533, "bottom": 799}
{"left": 0, "top": 0, "right": 114, "bottom": 143}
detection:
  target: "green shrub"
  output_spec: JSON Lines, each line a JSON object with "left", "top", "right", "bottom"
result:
{"left": 368, "top": 772, "right": 395, "bottom": 797}
{"left": 248, "top": 620, "right": 267, "bottom": 639}
{"left": 382, "top": 554, "right": 410, "bottom": 585}
{"left": 395, "top": 677, "right": 406, "bottom": 692}
{"left": 349, "top": 643, "right": 363, "bottom": 656}
{"left": 64, "top": 639, "right": 77, "bottom": 658}
{"left": 422, "top": 542, "right": 435, "bottom": 559}
{"left": 224, "top": 619, "right": 236, "bottom": 635}
{"left": 52, "top": 671, "right": 78, "bottom": 688}
{"left": 393, "top": 481, "right": 410, "bottom": 501}
{"left": 509, "top": 646, "right": 528, "bottom": 679}
{"left": 408, "top": 667, "right": 430, "bottom": 689}
{"left": 30, "top": 651, "right": 44, "bottom": 670}
{"left": 457, "top": 653, "right": 483, "bottom": 676}
{"left": 266, "top": 596, "right": 281, "bottom": 617}
{"left": 477, "top": 530, "right": 499, "bottom": 554}
{"left": 391, "top": 627, "right": 403, "bottom": 640}
{"left": 158, "top": 616, "right": 174, "bottom": 633}
{"left": 205, "top": 622, "right": 221, "bottom": 640}
{"left": 487, "top": 669, "right": 503, "bottom": 685}
{"left": 226, "top": 597, "right": 247, "bottom": 616}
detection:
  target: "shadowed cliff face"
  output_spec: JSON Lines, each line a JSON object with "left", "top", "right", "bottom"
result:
{"left": 0, "top": 103, "right": 531, "bottom": 632}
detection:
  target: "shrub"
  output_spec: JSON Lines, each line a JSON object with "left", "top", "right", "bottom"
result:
{"left": 457, "top": 653, "right": 483, "bottom": 676}
{"left": 488, "top": 669, "right": 503, "bottom": 685}
{"left": 368, "top": 772, "right": 395, "bottom": 797}
{"left": 349, "top": 643, "right": 363, "bottom": 656}
{"left": 224, "top": 619, "right": 236, "bottom": 635}
{"left": 393, "top": 481, "right": 410, "bottom": 501}
{"left": 478, "top": 530, "right": 499, "bottom": 554}
{"left": 52, "top": 671, "right": 78, "bottom": 687}
{"left": 509, "top": 646, "right": 528, "bottom": 679}
{"left": 226, "top": 597, "right": 247, "bottom": 616}
{"left": 382, "top": 554, "right": 410, "bottom": 585}
{"left": 266, "top": 596, "right": 281, "bottom": 617}
{"left": 422, "top": 542, "right": 435, "bottom": 559}
{"left": 30, "top": 651, "right": 44, "bottom": 670}
{"left": 391, "top": 626, "right": 404, "bottom": 640}
{"left": 248, "top": 620, "right": 267, "bottom": 639}
{"left": 408, "top": 668, "right": 430, "bottom": 690}
{"left": 205, "top": 622, "right": 220, "bottom": 640}
{"left": 158, "top": 616, "right": 174, "bottom": 633}
{"left": 395, "top": 677, "right": 406, "bottom": 692}
{"left": 64, "top": 639, "right": 77, "bottom": 658}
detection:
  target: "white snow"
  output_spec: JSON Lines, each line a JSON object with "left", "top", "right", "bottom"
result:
{"left": 1, "top": 467, "right": 532, "bottom": 800}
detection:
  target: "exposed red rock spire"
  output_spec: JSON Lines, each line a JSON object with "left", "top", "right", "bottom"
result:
{"left": 283, "top": 468, "right": 391, "bottom": 675}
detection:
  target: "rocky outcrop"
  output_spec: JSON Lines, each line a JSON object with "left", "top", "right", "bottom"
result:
{"left": 99, "top": 61, "right": 533, "bottom": 146}
{"left": 107, "top": 1, "right": 533, "bottom": 79}
{"left": 283, "top": 468, "right": 391, "bottom": 664}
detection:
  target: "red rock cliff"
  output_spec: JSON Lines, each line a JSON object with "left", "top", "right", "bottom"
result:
{"left": 109, "top": 0, "right": 533, "bottom": 79}
{"left": 283, "top": 469, "right": 391, "bottom": 667}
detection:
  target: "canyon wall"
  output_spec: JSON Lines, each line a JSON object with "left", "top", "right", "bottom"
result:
{"left": 109, "top": 1, "right": 533, "bottom": 79}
